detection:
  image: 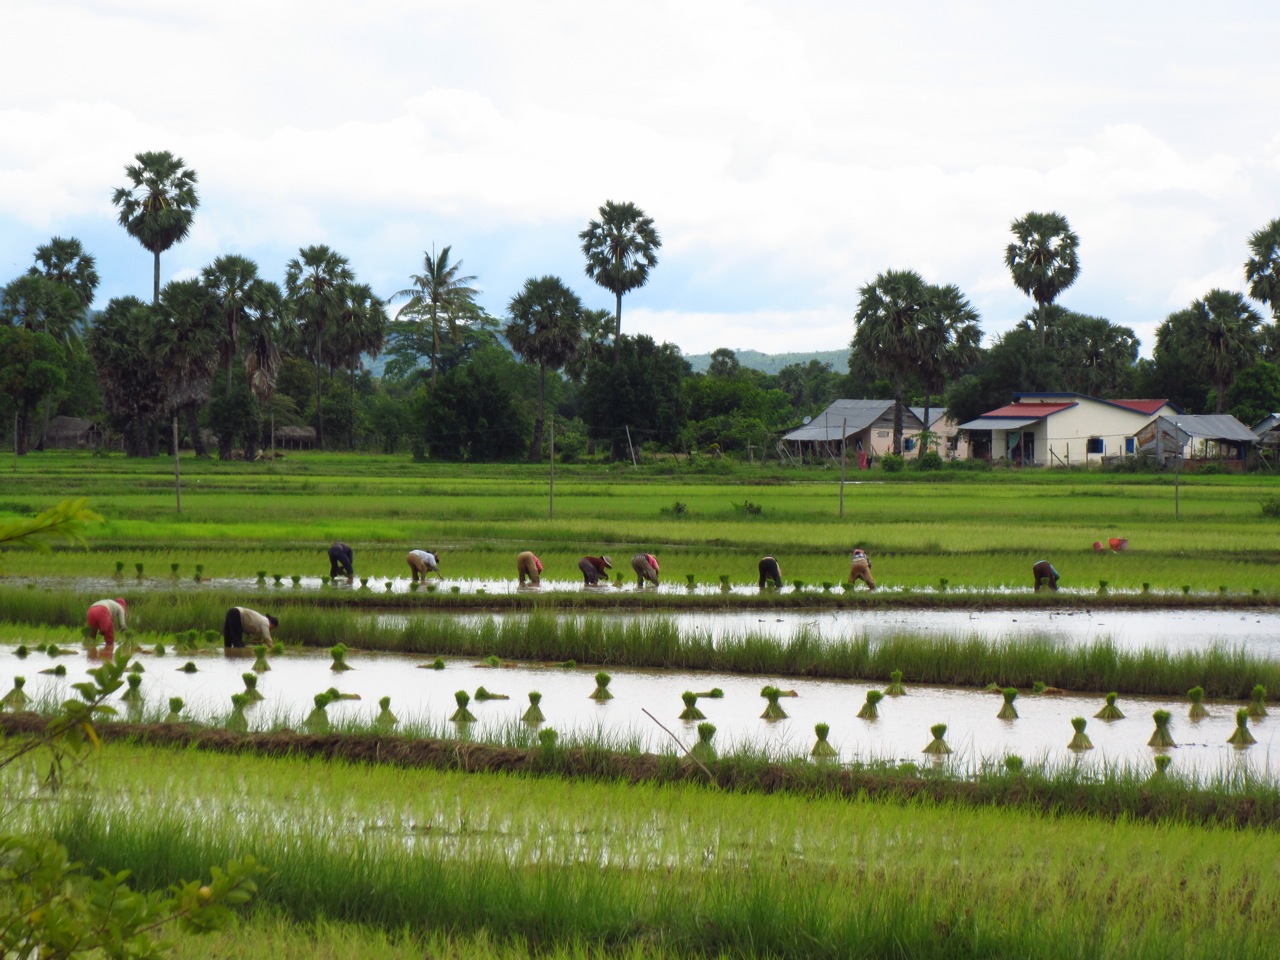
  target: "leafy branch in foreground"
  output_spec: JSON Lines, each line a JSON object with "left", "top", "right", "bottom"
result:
{"left": 0, "top": 498, "right": 103, "bottom": 552}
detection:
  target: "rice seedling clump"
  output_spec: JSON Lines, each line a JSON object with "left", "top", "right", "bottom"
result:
{"left": 678, "top": 691, "right": 705, "bottom": 720}
{"left": 810, "top": 722, "right": 837, "bottom": 759}
{"left": 1187, "top": 686, "right": 1208, "bottom": 720}
{"left": 1228, "top": 708, "right": 1256, "bottom": 747}
{"left": 997, "top": 687, "right": 1018, "bottom": 720}
{"left": 590, "top": 671, "right": 613, "bottom": 701}
{"left": 1068, "top": 717, "right": 1093, "bottom": 751}
{"left": 1148, "top": 709, "right": 1176, "bottom": 748}
{"left": 886, "top": 670, "right": 906, "bottom": 696}
{"left": 857, "top": 689, "right": 883, "bottom": 720}
{"left": 450, "top": 690, "right": 477, "bottom": 723}
{"left": 1095, "top": 692, "right": 1124, "bottom": 721}
{"left": 923, "top": 722, "right": 952, "bottom": 756}
{"left": 760, "top": 686, "right": 788, "bottom": 720}
{"left": 521, "top": 691, "right": 545, "bottom": 724}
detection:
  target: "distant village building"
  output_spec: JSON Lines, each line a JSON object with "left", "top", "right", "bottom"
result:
{"left": 275, "top": 426, "right": 316, "bottom": 450}
{"left": 907, "top": 407, "right": 966, "bottom": 460}
{"left": 1136, "top": 415, "right": 1256, "bottom": 469}
{"left": 781, "top": 400, "right": 924, "bottom": 463}
{"left": 43, "top": 416, "right": 106, "bottom": 450}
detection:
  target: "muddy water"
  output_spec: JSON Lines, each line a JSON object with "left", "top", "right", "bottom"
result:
{"left": 2, "top": 646, "right": 1274, "bottom": 781}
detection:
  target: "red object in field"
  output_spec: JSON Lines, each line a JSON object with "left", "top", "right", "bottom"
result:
{"left": 1092, "top": 541, "right": 1104, "bottom": 552}
{"left": 1109, "top": 538, "right": 1129, "bottom": 552}
{"left": 858, "top": 450, "right": 869, "bottom": 470}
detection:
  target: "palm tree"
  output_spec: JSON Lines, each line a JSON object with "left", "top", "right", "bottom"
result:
{"left": 30, "top": 237, "right": 99, "bottom": 308}
{"left": 87, "top": 297, "right": 171, "bottom": 457}
{"left": 243, "top": 283, "right": 285, "bottom": 460}
{"left": 202, "top": 255, "right": 269, "bottom": 401}
{"left": 111, "top": 151, "right": 199, "bottom": 303}
{"left": 155, "top": 278, "right": 221, "bottom": 456}
{"left": 390, "top": 246, "right": 478, "bottom": 386}
{"left": 1005, "top": 211, "right": 1081, "bottom": 347}
{"left": 579, "top": 201, "right": 661, "bottom": 361}
{"left": 1185, "top": 290, "right": 1262, "bottom": 413}
{"left": 853, "top": 269, "right": 929, "bottom": 455}
{"left": 505, "top": 276, "right": 585, "bottom": 462}
{"left": 1047, "top": 311, "right": 1138, "bottom": 398}
{"left": 330, "top": 283, "right": 388, "bottom": 448}
{"left": 915, "top": 284, "right": 981, "bottom": 454}
{"left": 284, "top": 245, "right": 355, "bottom": 447}
{"left": 1245, "top": 218, "right": 1280, "bottom": 322}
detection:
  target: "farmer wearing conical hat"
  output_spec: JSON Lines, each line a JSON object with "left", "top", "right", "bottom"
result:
{"left": 86, "top": 598, "right": 127, "bottom": 647}
{"left": 579, "top": 555, "right": 613, "bottom": 585}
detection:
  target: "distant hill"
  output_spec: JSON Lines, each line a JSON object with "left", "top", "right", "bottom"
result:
{"left": 684, "top": 348, "right": 849, "bottom": 375}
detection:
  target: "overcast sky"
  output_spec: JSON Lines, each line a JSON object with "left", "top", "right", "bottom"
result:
{"left": 3, "top": 1, "right": 1279, "bottom": 360}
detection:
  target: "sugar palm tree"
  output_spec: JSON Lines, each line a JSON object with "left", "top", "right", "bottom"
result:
{"left": 202, "top": 255, "right": 269, "bottom": 400}
{"left": 329, "top": 283, "right": 388, "bottom": 448}
{"left": 284, "top": 245, "right": 355, "bottom": 447}
{"left": 155, "top": 278, "right": 221, "bottom": 456}
{"left": 111, "top": 151, "right": 199, "bottom": 303}
{"left": 1245, "top": 218, "right": 1280, "bottom": 322}
{"left": 579, "top": 201, "right": 660, "bottom": 361}
{"left": 30, "top": 236, "right": 99, "bottom": 308}
{"left": 853, "top": 269, "right": 929, "bottom": 454}
{"left": 915, "top": 283, "right": 981, "bottom": 454}
{"left": 390, "top": 245, "right": 478, "bottom": 386}
{"left": 243, "top": 282, "right": 285, "bottom": 459}
{"left": 505, "top": 276, "right": 585, "bottom": 462}
{"left": 1005, "top": 211, "right": 1080, "bottom": 347}
{"left": 1184, "top": 290, "right": 1262, "bottom": 413}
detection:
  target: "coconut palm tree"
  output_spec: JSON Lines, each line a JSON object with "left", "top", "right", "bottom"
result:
{"left": 853, "top": 269, "right": 929, "bottom": 455}
{"left": 579, "top": 201, "right": 661, "bottom": 361}
{"left": 915, "top": 283, "right": 981, "bottom": 454}
{"left": 1245, "top": 218, "right": 1280, "bottom": 322}
{"left": 505, "top": 276, "right": 586, "bottom": 462}
{"left": 1184, "top": 290, "right": 1262, "bottom": 413}
{"left": 155, "top": 278, "right": 221, "bottom": 456}
{"left": 111, "top": 151, "right": 199, "bottom": 304}
{"left": 30, "top": 236, "right": 99, "bottom": 308}
{"left": 284, "top": 245, "right": 355, "bottom": 447}
{"left": 389, "top": 246, "right": 478, "bottom": 386}
{"left": 1005, "top": 211, "right": 1080, "bottom": 347}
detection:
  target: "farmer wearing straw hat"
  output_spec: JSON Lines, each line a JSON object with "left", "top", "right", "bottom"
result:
{"left": 328, "top": 541, "right": 355, "bottom": 581}
{"left": 631, "top": 553, "right": 660, "bottom": 587}
{"left": 86, "top": 598, "right": 127, "bottom": 647}
{"left": 758, "top": 556, "right": 782, "bottom": 589}
{"left": 578, "top": 555, "right": 613, "bottom": 585}
{"left": 517, "top": 550, "right": 543, "bottom": 586}
{"left": 223, "top": 607, "right": 279, "bottom": 648}
{"left": 406, "top": 549, "right": 442, "bottom": 582}
{"left": 1033, "top": 559, "right": 1060, "bottom": 591}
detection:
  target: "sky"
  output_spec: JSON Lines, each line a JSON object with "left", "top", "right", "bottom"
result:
{"left": 3, "top": 1, "right": 1279, "bottom": 361}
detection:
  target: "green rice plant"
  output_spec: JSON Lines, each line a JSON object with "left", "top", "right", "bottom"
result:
{"left": 997, "top": 687, "right": 1019, "bottom": 720}
{"left": 678, "top": 691, "right": 705, "bottom": 721}
{"left": 1004, "top": 754, "right": 1024, "bottom": 773}
{"left": 164, "top": 697, "right": 185, "bottom": 723}
{"left": 1182, "top": 585, "right": 1191, "bottom": 595}
{"left": 760, "top": 685, "right": 787, "bottom": 720}
{"left": 39, "top": 664, "right": 67, "bottom": 677}
{"left": 375, "top": 696, "right": 398, "bottom": 729}
{"left": 256, "top": 571, "right": 267, "bottom": 586}
{"left": 449, "top": 690, "right": 477, "bottom": 723}
{"left": 719, "top": 575, "right": 730, "bottom": 593}
{"left": 241, "top": 672, "right": 264, "bottom": 703}
{"left": 252, "top": 644, "right": 271, "bottom": 672}
{"left": 1068, "top": 716, "right": 1093, "bottom": 751}
{"left": 1187, "top": 686, "right": 1208, "bottom": 720}
{"left": 590, "top": 671, "right": 614, "bottom": 701}
{"left": 1151, "top": 753, "right": 1174, "bottom": 778}
{"left": 120, "top": 672, "right": 143, "bottom": 704}
{"left": 305, "top": 693, "right": 333, "bottom": 733}
{"left": 225, "top": 693, "right": 250, "bottom": 733}
{"left": 938, "top": 577, "right": 948, "bottom": 592}
{"left": 194, "top": 563, "right": 204, "bottom": 582}
{"left": 810, "top": 722, "right": 837, "bottom": 759}
{"left": 561, "top": 660, "right": 576, "bottom": 669}
{"left": 1228, "top": 708, "right": 1256, "bottom": 747}
{"left": 1141, "top": 582, "right": 1150, "bottom": 593}
{"left": 857, "top": 689, "right": 883, "bottom": 720}
{"left": 449, "top": 586, "right": 460, "bottom": 594}
{"left": 1248, "top": 684, "right": 1267, "bottom": 719}
{"left": 1219, "top": 585, "right": 1229, "bottom": 595}
{"left": 922, "top": 722, "right": 951, "bottom": 755}
{"left": 426, "top": 583, "right": 438, "bottom": 593}
{"left": 692, "top": 688, "right": 724, "bottom": 699}
{"left": 330, "top": 643, "right": 352, "bottom": 672}
{"left": 1148, "top": 709, "right": 1176, "bottom": 748}
{"left": 484, "top": 654, "right": 500, "bottom": 667}
{"left": 359, "top": 577, "right": 370, "bottom": 588}
{"left": 291, "top": 575, "right": 302, "bottom": 587}
{"left": 128, "top": 661, "right": 144, "bottom": 673}
{"left": 537, "top": 727, "right": 558, "bottom": 747}
{"left": 272, "top": 574, "right": 283, "bottom": 586}
{"left": 270, "top": 641, "right": 284, "bottom": 656}
{"left": 170, "top": 562, "right": 179, "bottom": 578}
{"left": 152, "top": 642, "right": 165, "bottom": 657}
{"left": 1098, "top": 579, "right": 1108, "bottom": 595}
{"left": 179, "top": 661, "right": 198, "bottom": 673}
{"left": 1, "top": 676, "right": 29, "bottom": 710}
{"left": 384, "top": 581, "right": 393, "bottom": 592}
{"left": 46, "top": 644, "right": 66, "bottom": 657}
{"left": 409, "top": 582, "right": 420, "bottom": 593}
{"left": 324, "top": 686, "right": 360, "bottom": 702}
{"left": 685, "top": 573, "right": 696, "bottom": 590}
{"left": 202, "top": 630, "right": 220, "bottom": 646}
{"left": 885, "top": 669, "right": 906, "bottom": 696}
{"left": 1095, "top": 692, "right": 1124, "bottom": 721}
{"left": 791, "top": 579, "right": 805, "bottom": 591}
{"left": 135, "top": 562, "right": 144, "bottom": 578}
{"left": 115, "top": 560, "right": 125, "bottom": 577}
{"left": 321, "top": 576, "right": 331, "bottom": 587}
{"left": 474, "top": 687, "right": 508, "bottom": 701}
{"left": 14, "top": 645, "right": 28, "bottom": 658}
{"left": 432, "top": 657, "right": 445, "bottom": 670}
{"left": 690, "top": 722, "right": 716, "bottom": 763}
{"left": 821, "top": 581, "right": 836, "bottom": 592}
{"left": 521, "top": 691, "right": 545, "bottom": 725}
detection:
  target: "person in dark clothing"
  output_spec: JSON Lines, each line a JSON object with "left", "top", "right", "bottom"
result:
{"left": 223, "top": 607, "right": 279, "bottom": 648}
{"left": 328, "top": 542, "right": 354, "bottom": 581}
{"left": 758, "top": 556, "right": 782, "bottom": 589}
{"left": 579, "top": 555, "right": 613, "bottom": 585}
{"left": 1032, "top": 559, "right": 1060, "bottom": 591}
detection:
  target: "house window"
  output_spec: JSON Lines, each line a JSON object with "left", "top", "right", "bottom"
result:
{"left": 1125, "top": 437, "right": 1135, "bottom": 455}
{"left": 1086, "top": 437, "right": 1104, "bottom": 454}
{"left": 904, "top": 437, "right": 915, "bottom": 452}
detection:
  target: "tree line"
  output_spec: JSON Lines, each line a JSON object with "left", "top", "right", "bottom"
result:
{"left": 3, "top": 151, "right": 1280, "bottom": 462}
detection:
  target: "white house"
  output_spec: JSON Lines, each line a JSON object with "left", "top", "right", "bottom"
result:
{"left": 907, "top": 407, "right": 967, "bottom": 459}
{"left": 958, "top": 393, "right": 1177, "bottom": 466}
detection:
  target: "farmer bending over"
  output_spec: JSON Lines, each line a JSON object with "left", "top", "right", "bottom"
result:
{"left": 406, "top": 549, "right": 442, "bottom": 582}
{"left": 579, "top": 555, "right": 612, "bottom": 585}
{"left": 758, "top": 556, "right": 782, "bottom": 590}
{"left": 328, "top": 541, "right": 355, "bottom": 581}
{"left": 848, "top": 548, "right": 875, "bottom": 590}
{"left": 517, "top": 551, "right": 543, "bottom": 586}
{"left": 223, "top": 607, "right": 278, "bottom": 648}
{"left": 631, "top": 553, "right": 660, "bottom": 588}
{"left": 86, "top": 598, "right": 127, "bottom": 647}
{"left": 1032, "top": 559, "right": 1060, "bottom": 592}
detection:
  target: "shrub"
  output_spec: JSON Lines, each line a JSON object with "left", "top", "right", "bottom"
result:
{"left": 1262, "top": 497, "right": 1280, "bottom": 519}
{"left": 880, "top": 453, "right": 905, "bottom": 473}
{"left": 917, "top": 450, "right": 944, "bottom": 471}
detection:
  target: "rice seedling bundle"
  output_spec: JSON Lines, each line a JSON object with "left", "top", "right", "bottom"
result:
{"left": 857, "top": 689, "right": 883, "bottom": 720}
{"left": 1187, "top": 686, "right": 1208, "bottom": 720}
{"left": 1148, "top": 710, "right": 1176, "bottom": 748}
{"left": 886, "top": 669, "right": 906, "bottom": 696}
{"left": 691, "top": 722, "right": 716, "bottom": 763}
{"left": 997, "top": 687, "right": 1018, "bottom": 720}
{"left": 590, "top": 671, "right": 613, "bottom": 701}
{"left": 1228, "top": 708, "right": 1257, "bottom": 747}
{"left": 474, "top": 687, "right": 508, "bottom": 701}
{"left": 1095, "top": 692, "right": 1124, "bottom": 721}
{"left": 376, "top": 696, "right": 398, "bottom": 729}
{"left": 241, "top": 672, "right": 265, "bottom": 702}
{"left": 678, "top": 691, "right": 705, "bottom": 721}
{"left": 450, "top": 690, "right": 477, "bottom": 723}
{"left": 225, "top": 693, "right": 250, "bottom": 734}
{"left": 760, "top": 685, "right": 788, "bottom": 720}
{"left": 120, "top": 672, "right": 143, "bottom": 703}
{"left": 521, "top": 691, "right": 545, "bottom": 725}
{"left": 164, "top": 696, "right": 184, "bottom": 723}
{"left": 923, "top": 722, "right": 952, "bottom": 756}
{"left": 305, "top": 693, "right": 332, "bottom": 734}
{"left": 1067, "top": 717, "right": 1093, "bottom": 751}
{"left": 810, "top": 722, "right": 837, "bottom": 759}
{"left": 252, "top": 644, "right": 271, "bottom": 672}
{"left": 1248, "top": 685, "right": 1267, "bottom": 719}
{"left": 330, "top": 643, "right": 352, "bottom": 672}
{"left": 1, "top": 676, "right": 29, "bottom": 710}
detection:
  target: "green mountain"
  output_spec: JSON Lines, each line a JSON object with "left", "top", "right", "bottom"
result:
{"left": 684, "top": 348, "right": 849, "bottom": 375}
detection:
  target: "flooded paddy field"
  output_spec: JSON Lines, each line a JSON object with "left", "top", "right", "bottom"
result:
{"left": 3, "top": 644, "right": 1275, "bottom": 780}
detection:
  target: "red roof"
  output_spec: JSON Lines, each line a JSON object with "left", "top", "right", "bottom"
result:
{"left": 983, "top": 402, "right": 1075, "bottom": 418}
{"left": 1109, "top": 399, "right": 1169, "bottom": 415}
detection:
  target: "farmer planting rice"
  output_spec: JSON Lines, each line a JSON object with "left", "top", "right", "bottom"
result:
{"left": 328, "top": 541, "right": 354, "bottom": 581}
{"left": 758, "top": 556, "right": 782, "bottom": 589}
{"left": 86, "top": 598, "right": 127, "bottom": 646}
{"left": 631, "top": 553, "right": 660, "bottom": 587}
{"left": 517, "top": 550, "right": 544, "bottom": 586}
{"left": 1033, "top": 559, "right": 1060, "bottom": 591}
{"left": 848, "top": 548, "right": 875, "bottom": 589}
{"left": 406, "top": 548, "right": 442, "bottom": 582}
{"left": 223, "top": 607, "right": 279, "bottom": 648}
{"left": 578, "top": 555, "right": 612, "bottom": 585}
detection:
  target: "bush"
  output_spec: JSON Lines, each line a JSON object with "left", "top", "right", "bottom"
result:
{"left": 879, "top": 453, "right": 905, "bottom": 473}
{"left": 916, "top": 450, "right": 944, "bottom": 471}
{"left": 1262, "top": 497, "right": 1280, "bottom": 519}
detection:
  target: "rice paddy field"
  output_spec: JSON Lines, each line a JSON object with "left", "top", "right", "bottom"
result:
{"left": 3, "top": 450, "right": 1280, "bottom": 957}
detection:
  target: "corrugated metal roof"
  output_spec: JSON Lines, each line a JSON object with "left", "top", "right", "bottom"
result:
{"left": 956, "top": 416, "right": 1039, "bottom": 431}
{"left": 981, "top": 402, "right": 1075, "bottom": 419}
{"left": 908, "top": 406, "right": 948, "bottom": 427}
{"left": 782, "top": 399, "right": 920, "bottom": 442}
{"left": 1111, "top": 399, "right": 1172, "bottom": 415}
{"left": 1157, "top": 415, "right": 1256, "bottom": 443}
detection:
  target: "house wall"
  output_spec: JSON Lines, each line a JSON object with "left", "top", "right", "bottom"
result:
{"left": 905, "top": 416, "right": 968, "bottom": 460}
{"left": 969, "top": 400, "right": 1150, "bottom": 466}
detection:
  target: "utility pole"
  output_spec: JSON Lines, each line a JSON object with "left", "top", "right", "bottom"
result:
{"left": 549, "top": 416, "right": 555, "bottom": 519}
{"left": 839, "top": 417, "right": 847, "bottom": 518}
